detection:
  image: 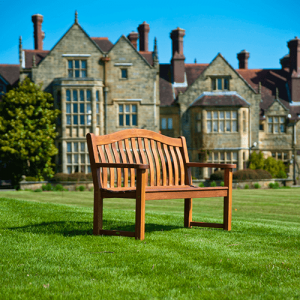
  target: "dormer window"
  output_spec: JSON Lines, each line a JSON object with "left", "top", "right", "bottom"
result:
{"left": 268, "top": 116, "right": 285, "bottom": 133}
{"left": 211, "top": 77, "right": 229, "bottom": 91}
{"left": 68, "top": 60, "right": 87, "bottom": 78}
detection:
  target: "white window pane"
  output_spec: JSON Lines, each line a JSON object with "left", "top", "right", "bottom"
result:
{"left": 232, "top": 111, "right": 237, "bottom": 119}
{"left": 207, "top": 121, "right": 211, "bottom": 133}
{"left": 213, "top": 120, "right": 218, "bottom": 132}
{"left": 268, "top": 117, "right": 272, "bottom": 123}
{"left": 96, "top": 103, "right": 99, "bottom": 114}
{"left": 86, "top": 103, "right": 91, "bottom": 113}
{"left": 67, "top": 154, "right": 72, "bottom": 163}
{"left": 67, "top": 166, "right": 72, "bottom": 174}
{"left": 214, "top": 152, "right": 218, "bottom": 161}
{"left": 220, "top": 121, "right": 224, "bottom": 132}
{"left": 226, "top": 121, "right": 231, "bottom": 131}
{"left": 226, "top": 112, "right": 230, "bottom": 119}
{"left": 220, "top": 152, "right": 224, "bottom": 160}
{"left": 226, "top": 152, "right": 231, "bottom": 160}
{"left": 168, "top": 118, "right": 173, "bottom": 129}
{"left": 233, "top": 152, "right": 237, "bottom": 161}
{"left": 207, "top": 112, "right": 211, "bottom": 119}
{"left": 81, "top": 154, "right": 85, "bottom": 163}
{"left": 125, "top": 105, "right": 130, "bottom": 112}
{"left": 208, "top": 152, "right": 212, "bottom": 161}
{"left": 219, "top": 111, "right": 224, "bottom": 119}
{"left": 74, "top": 154, "right": 78, "bottom": 163}
{"left": 119, "top": 104, "right": 123, "bottom": 112}
{"left": 268, "top": 124, "right": 273, "bottom": 133}
{"left": 232, "top": 120, "right": 237, "bottom": 132}
{"left": 87, "top": 115, "right": 92, "bottom": 125}
{"left": 274, "top": 124, "right": 278, "bottom": 133}
{"left": 280, "top": 124, "right": 285, "bottom": 133}
{"left": 67, "top": 115, "right": 71, "bottom": 125}
{"left": 161, "top": 118, "right": 166, "bottom": 129}
{"left": 213, "top": 112, "right": 218, "bottom": 119}
{"left": 132, "top": 105, "right": 137, "bottom": 112}
{"left": 280, "top": 117, "right": 285, "bottom": 123}
{"left": 81, "top": 142, "right": 85, "bottom": 152}
{"left": 274, "top": 117, "right": 279, "bottom": 123}
{"left": 66, "top": 103, "right": 71, "bottom": 113}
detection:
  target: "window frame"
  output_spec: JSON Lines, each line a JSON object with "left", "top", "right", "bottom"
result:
{"left": 118, "top": 103, "right": 138, "bottom": 127}
{"left": 206, "top": 110, "right": 238, "bottom": 133}
{"left": 267, "top": 116, "right": 286, "bottom": 134}
{"left": 211, "top": 77, "right": 230, "bottom": 91}
{"left": 67, "top": 59, "right": 87, "bottom": 78}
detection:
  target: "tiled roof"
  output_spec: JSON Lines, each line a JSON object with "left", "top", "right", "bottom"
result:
{"left": 159, "top": 64, "right": 174, "bottom": 106}
{"left": 236, "top": 68, "right": 300, "bottom": 119}
{"left": 185, "top": 63, "right": 208, "bottom": 86}
{"left": 24, "top": 50, "right": 49, "bottom": 68}
{"left": 0, "top": 64, "right": 20, "bottom": 86}
{"left": 91, "top": 37, "right": 113, "bottom": 52}
{"left": 139, "top": 51, "right": 153, "bottom": 66}
{"left": 191, "top": 92, "right": 250, "bottom": 107}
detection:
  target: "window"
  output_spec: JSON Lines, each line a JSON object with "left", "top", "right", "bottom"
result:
{"left": 207, "top": 151, "right": 238, "bottom": 172}
{"left": 121, "top": 69, "right": 128, "bottom": 79}
{"left": 268, "top": 116, "right": 285, "bottom": 133}
{"left": 118, "top": 104, "right": 137, "bottom": 126}
{"left": 66, "top": 141, "right": 90, "bottom": 174}
{"left": 243, "top": 111, "right": 246, "bottom": 133}
{"left": 259, "top": 121, "right": 264, "bottom": 131}
{"left": 168, "top": 118, "right": 173, "bottom": 129}
{"left": 161, "top": 118, "right": 167, "bottom": 129}
{"left": 196, "top": 112, "right": 201, "bottom": 132}
{"left": 68, "top": 60, "right": 87, "bottom": 78}
{"left": 206, "top": 111, "right": 237, "bottom": 133}
{"left": 65, "top": 89, "right": 92, "bottom": 126}
{"left": 211, "top": 77, "right": 229, "bottom": 91}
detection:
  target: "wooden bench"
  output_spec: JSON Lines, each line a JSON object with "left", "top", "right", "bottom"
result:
{"left": 86, "top": 129, "right": 235, "bottom": 240}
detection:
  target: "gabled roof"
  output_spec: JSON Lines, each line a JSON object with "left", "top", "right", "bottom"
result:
{"left": 0, "top": 64, "right": 20, "bottom": 86}
{"left": 91, "top": 37, "right": 114, "bottom": 52}
{"left": 108, "top": 35, "right": 152, "bottom": 68}
{"left": 139, "top": 51, "right": 153, "bottom": 66}
{"left": 191, "top": 91, "right": 250, "bottom": 107}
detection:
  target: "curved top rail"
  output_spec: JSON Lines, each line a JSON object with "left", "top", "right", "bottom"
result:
{"left": 87, "top": 129, "right": 183, "bottom": 147}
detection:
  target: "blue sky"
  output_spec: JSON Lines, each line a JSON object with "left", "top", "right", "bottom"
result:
{"left": 1, "top": 0, "right": 299, "bottom": 69}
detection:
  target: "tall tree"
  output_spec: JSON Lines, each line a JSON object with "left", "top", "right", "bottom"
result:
{"left": 0, "top": 78, "right": 60, "bottom": 186}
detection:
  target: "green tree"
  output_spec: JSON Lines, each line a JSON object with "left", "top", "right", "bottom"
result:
{"left": 249, "top": 151, "right": 265, "bottom": 170}
{"left": 0, "top": 78, "right": 60, "bottom": 186}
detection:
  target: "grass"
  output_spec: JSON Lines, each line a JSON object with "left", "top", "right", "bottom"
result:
{"left": 0, "top": 189, "right": 300, "bottom": 299}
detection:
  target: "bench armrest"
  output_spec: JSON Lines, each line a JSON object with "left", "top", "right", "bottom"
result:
{"left": 94, "top": 162, "right": 150, "bottom": 170}
{"left": 186, "top": 162, "right": 236, "bottom": 169}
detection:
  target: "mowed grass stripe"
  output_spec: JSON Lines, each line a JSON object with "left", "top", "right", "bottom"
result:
{"left": 0, "top": 189, "right": 300, "bottom": 299}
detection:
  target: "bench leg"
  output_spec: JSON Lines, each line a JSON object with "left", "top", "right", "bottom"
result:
{"left": 135, "top": 169, "right": 146, "bottom": 240}
{"left": 93, "top": 190, "right": 103, "bottom": 235}
{"left": 224, "top": 169, "right": 233, "bottom": 231}
{"left": 184, "top": 198, "right": 192, "bottom": 228}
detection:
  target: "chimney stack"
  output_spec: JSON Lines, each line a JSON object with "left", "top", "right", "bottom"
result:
{"left": 127, "top": 31, "right": 139, "bottom": 49}
{"left": 170, "top": 27, "right": 185, "bottom": 83}
{"left": 32, "top": 14, "right": 44, "bottom": 50}
{"left": 280, "top": 54, "right": 290, "bottom": 70}
{"left": 138, "top": 22, "right": 150, "bottom": 51}
{"left": 237, "top": 50, "right": 250, "bottom": 69}
{"left": 288, "top": 37, "right": 300, "bottom": 102}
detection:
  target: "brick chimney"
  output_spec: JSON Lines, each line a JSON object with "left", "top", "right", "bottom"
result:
{"left": 288, "top": 37, "right": 300, "bottom": 102}
{"left": 32, "top": 14, "right": 44, "bottom": 50}
{"left": 237, "top": 50, "right": 250, "bottom": 69}
{"left": 138, "top": 22, "right": 150, "bottom": 51}
{"left": 170, "top": 27, "right": 185, "bottom": 83}
{"left": 280, "top": 54, "right": 290, "bottom": 70}
{"left": 127, "top": 31, "right": 139, "bottom": 49}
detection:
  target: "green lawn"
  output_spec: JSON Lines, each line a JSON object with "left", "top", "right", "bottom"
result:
{"left": 0, "top": 189, "right": 299, "bottom": 299}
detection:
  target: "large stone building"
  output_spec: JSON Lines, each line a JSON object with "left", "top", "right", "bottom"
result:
{"left": 0, "top": 13, "right": 299, "bottom": 180}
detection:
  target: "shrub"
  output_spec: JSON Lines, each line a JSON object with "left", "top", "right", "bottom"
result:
{"left": 89, "top": 187, "right": 94, "bottom": 192}
{"left": 54, "top": 184, "right": 64, "bottom": 191}
{"left": 53, "top": 173, "right": 69, "bottom": 182}
{"left": 273, "top": 182, "right": 280, "bottom": 189}
{"left": 255, "top": 169, "right": 272, "bottom": 179}
{"left": 276, "top": 170, "right": 287, "bottom": 179}
{"left": 264, "top": 157, "right": 286, "bottom": 178}
{"left": 210, "top": 181, "right": 217, "bottom": 187}
{"left": 25, "top": 176, "right": 38, "bottom": 182}
{"left": 42, "top": 183, "right": 53, "bottom": 191}
{"left": 269, "top": 182, "right": 274, "bottom": 189}
{"left": 76, "top": 185, "right": 85, "bottom": 191}
{"left": 220, "top": 181, "right": 224, "bottom": 187}
{"left": 24, "top": 188, "right": 34, "bottom": 192}
{"left": 34, "top": 189, "right": 42, "bottom": 192}
{"left": 244, "top": 184, "right": 249, "bottom": 189}
{"left": 233, "top": 169, "right": 259, "bottom": 180}
{"left": 210, "top": 170, "right": 224, "bottom": 181}
{"left": 254, "top": 183, "right": 261, "bottom": 189}
{"left": 198, "top": 182, "right": 205, "bottom": 187}
{"left": 249, "top": 151, "right": 265, "bottom": 170}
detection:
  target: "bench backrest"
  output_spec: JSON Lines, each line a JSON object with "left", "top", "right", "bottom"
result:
{"left": 87, "top": 129, "right": 190, "bottom": 189}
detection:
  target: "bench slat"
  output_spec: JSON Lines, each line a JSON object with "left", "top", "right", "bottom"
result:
{"left": 111, "top": 142, "right": 121, "bottom": 188}
{"left": 163, "top": 143, "right": 173, "bottom": 186}
{"left": 144, "top": 138, "right": 155, "bottom": 186}
{"left": 170, "top": 146, "right": 179, "bottom": 186}
{"left": 157, "top": 142, "right": 167, "bottom": 186}
{"left": 150, "top": 139, "right": 160, "bottom": 186}
{"left": 118, "top": 140, "right": 128, "bottom": 188}
{"left": 138, "top": 138, "right": 150, "bottom": 186}
{"left": 124, "top": 139, "right": 135, "bottom": 187}
{"left": 97, "top": 145, "right": 107, "bottom": 187}
{"left": 105, "top": 144, "right": 115, "bottom": 188}
{"left": 175, "top": 146, "right": 185, "bottom": 186}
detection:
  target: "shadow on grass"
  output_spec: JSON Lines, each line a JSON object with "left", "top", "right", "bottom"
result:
{"left": 7, "top": 220, "right": 181, "bottom": 237}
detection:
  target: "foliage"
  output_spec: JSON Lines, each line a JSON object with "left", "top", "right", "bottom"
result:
{"left": 233, "top": 169, "right": 259, "bottom": 180}
{"left": 210, "top": 181, "right": 217, "bottom": 187}
{"left": 210, "top": 170, "right": 224, "bottom": 181}
{"left": 198, "top": 182, "right": 205, "bottom": 187}
{"left": 25, "top": 176, "right": 39, "bottom": 182}
{"left": 42, "top": 183, "right": 53, "bottom": 191}
{"left": 76, "top": 185, "right": 86, "bottom": 191}
{"left": 34, "top": 188, "right": 42, "bottom": 192}
{"left": 254, "top": 183, "right": 261, "bottom": 189}
{"left": 220, "top": 181, "right": 224, "bottom": 187}
{"left": 254, "top": 169, "right": 272, "bottom": 179}
{"left": 248, "top": 152, "right": 287, "bottom": 178}
{"left": 53, "top": 184, "right": 64, "bottom": 191}
{"left": 53, "top": 172, "right": 93, "bottom": 182}
{"left": 244, "top": 184, "right": 249, "bottom": 189}
{"left": 268, "top": 182, "right": 274, "bottom": 189}
{"left": 0, "top": 78, "right": 60, "bottom": 186}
